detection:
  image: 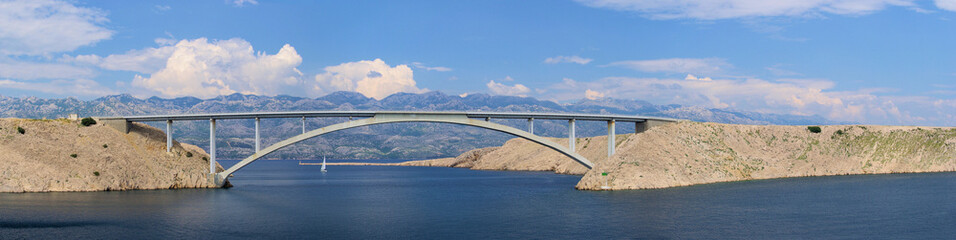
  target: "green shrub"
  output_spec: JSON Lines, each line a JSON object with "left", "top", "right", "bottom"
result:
{"left": 807, "top": 126, "right": 822, "bottom": 133}
{"left": 17, "top": 126, "right": 25, "bottom": 134}
{"left": 186, "top": 152, "right": 193, "bottom": 158}
{"left": 835, "top": 129, "right": 845, "bottom": 135}
{"left": 93, "top": 171, "right": 100, "bottom": 176}
{"left": 70, "top": 154, "right": 78, "bottom": 158}
{"left": 103, "top": 144, "right": 108, "bottom": 148}
{"left": 81, "top": 117, "right": 97, "bottom": 126}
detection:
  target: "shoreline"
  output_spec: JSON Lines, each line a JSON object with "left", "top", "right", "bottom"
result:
{"left": 309, "top": 122, "right": 956, "bottom": 191}
{"left": 0, "top": 118, "right": 226, "bottom": 193}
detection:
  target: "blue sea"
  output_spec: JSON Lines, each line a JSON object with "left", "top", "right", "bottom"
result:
{"left": 2, "top": 160, "right": 955, "bottom": 239}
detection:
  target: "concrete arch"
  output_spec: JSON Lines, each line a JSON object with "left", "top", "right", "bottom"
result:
{"left": 215, "top": 113, "right": 593, "bottom": 185}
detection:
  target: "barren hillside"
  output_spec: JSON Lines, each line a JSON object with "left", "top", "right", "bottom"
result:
{"left": 0, "top": 118, "right": 224, "bottom": 192}
{"left": 398, "top": 121, "right": 956, "bottom": 190}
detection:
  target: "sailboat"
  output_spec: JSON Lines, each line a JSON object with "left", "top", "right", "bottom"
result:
{"left": 320, "top": 156, "right": 328, "bottom": 173}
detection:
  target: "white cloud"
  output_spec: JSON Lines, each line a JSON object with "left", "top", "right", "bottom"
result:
{"left": 937, "top": 0, "right": 956, "bottom": 11}
{"left": 0, "top": 0, "right": 113, "bottom": 56}
{"left": 547, "top": 76, "right": 916, "bottom": 122}
{"left": 96, "top": 46, "right": 176, "bottom": 73}
{"left": 575, "top": 0, "right": 916, "bottom": 20}
{"left": 0, "top": 59, "right": 94, "bottom": 79}
{"left": 585, "top": 89, "right": 605, "bottom": 100}
{"left": 486, "top": 80, "right": 530, "bottom": 97}
{"left": 131, "top": 38, "right": 303, "bottom": 98}
{"left": 544, "top": 55, "right": 593, "bottom": 65}
{"left": 0, "top": 78, "right": 116, "bottom": 96}
{"left": 232, "top": 0, "right": 258, "bottom": 7}
{"left": 411, "top": 62, "right": 452, "bottom": 72}
{"left": 608, "top": 58, "right": 730, "bottom": 74}
{"left": 685, "top": 74, "right": 712, "bottom": 81}
{"left": 313, "top": 59, "right": 424, "bottom": 100}
{"left": 154, "top": 5, "right": 171, "bottom": 12}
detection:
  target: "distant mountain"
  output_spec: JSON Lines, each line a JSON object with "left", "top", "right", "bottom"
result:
{"left": 0, "top": 91, "right": 843, "bottom": 160}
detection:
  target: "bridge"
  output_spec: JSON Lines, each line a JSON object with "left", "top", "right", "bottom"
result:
{"left": 96, "top": 111, "right": 678, "bottom": 187}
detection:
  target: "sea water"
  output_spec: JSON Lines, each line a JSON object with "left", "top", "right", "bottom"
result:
{"left": 2, "top": 160, "right": 955, "bottom": 239}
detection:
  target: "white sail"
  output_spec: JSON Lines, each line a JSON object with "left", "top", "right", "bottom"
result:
{"left": 321, "top": 156, "right": 327, "bottom": 172}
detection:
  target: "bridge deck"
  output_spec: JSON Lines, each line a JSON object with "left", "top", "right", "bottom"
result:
{"left": 96, "top": 111, "right": 678, "bottom": 122}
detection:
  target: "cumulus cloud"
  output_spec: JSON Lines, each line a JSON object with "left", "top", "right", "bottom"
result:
{"left": 937, "top": 0, "right": 956, "bottom": 11}
{"left": 585, "top": 89, "right": 605, "bottom": 100}
{"left": 0, "top": 78, "right": 116, "bottom": 96}
{"left": 131, "top": 38, "right": 303, "bottom": 98}
{"left": 608, "top": 58, "right": 730, "bottom": 75}
{"left": 0, "top": 0, "right": 112, "bottom": 56}
{"left": 313, "top": 59, "right": 424, "bottom": 100}
{"left": 486, "top": 80, "right": 531, "bottom": 97}
{"left": 544, "top": 55, "right": 593, "bottom": 65}
{"left": 411, "top": 62, "right": 452, "bottom": 72}
{"left": 575, "top": 0, "right": 917, "bottom": 20}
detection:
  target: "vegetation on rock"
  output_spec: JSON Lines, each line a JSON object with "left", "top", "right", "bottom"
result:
{"left": 81, "top": 117, "right": 97, "bottom": 126}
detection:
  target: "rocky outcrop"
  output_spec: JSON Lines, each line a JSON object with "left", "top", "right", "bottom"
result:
{"left": 576, "top": 122, "right": 956, "bottom": 190}
{"left": 0, "top": 118, "right": 225, "bottom": 192}
{"left": 393, "top": 121, "right": 956, "bottom": 190}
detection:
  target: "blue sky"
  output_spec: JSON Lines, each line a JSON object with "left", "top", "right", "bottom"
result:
{"left": 1, "top": 0, "right": 956, "bottom": 125}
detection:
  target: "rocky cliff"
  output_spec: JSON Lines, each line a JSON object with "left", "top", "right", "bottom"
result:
{"left": 400, "top": 121, "right": 956, "bottom": 190}
{"left": 0, "top": 118, "right": 224, "bottom": 192}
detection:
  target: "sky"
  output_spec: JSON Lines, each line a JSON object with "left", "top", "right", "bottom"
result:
{"left": 1, "top": 0, "right": 956, "bottom": 126}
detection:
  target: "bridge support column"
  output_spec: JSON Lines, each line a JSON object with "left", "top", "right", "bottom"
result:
{"left": 528, "top": 118, "right": 534, "bottom": 134}
{"left": 569, "top": 119, "right": 576, "bottom": 152}
{"left": 608, "top": 120, "right": 615, "bottom": 157}
{"left": 255, "top": 117, "right": 260, "bottom": 152}
{"left": 636, "top": 119, "right": 673, "bottom": 133}
{"left": 166, "top": 120, "right": 172, "bottom": 152}
{"left": 301, "top": 116, "right": 306, "bottom": 134}
{"left": 210, "top": 119, "right": 216, "bottom": 174}
{"left": 100, "top": 118, "right": 130, "bottom": 134}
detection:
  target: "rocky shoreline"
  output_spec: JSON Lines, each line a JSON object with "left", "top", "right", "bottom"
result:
{"left": 0, "top": 118, "right": 225, "bottom": 193}
{"left": 343, "top": 121, "right": 956, "bottom": 190}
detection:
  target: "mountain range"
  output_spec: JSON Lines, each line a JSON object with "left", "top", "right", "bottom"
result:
{"left": 0, "top": 91, "right": 841, "bottom": 160}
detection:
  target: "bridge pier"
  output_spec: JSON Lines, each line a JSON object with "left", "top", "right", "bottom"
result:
{"left": 528, "top": 118, "right": 534, "bottom": 134}
{"left": 210, "top": 119, "right": 216, "bottom": 174}
{"left": 301, "top": 116, "right": 306, "bottom": 134}
{"left": 569, "top": 119, "right": 576, "bottom": 152}
{"left": 100, "top": 118, "right": 130, "bottom": 134}
{"left": 166, "top": 120, "right": 172, "bottom": 152}
{"left": 635, "top": 119, "right": 673, "bottom": 133}
{"left": 608, "top": 120, "right": 615, "bottom": 157}
{"left": 255, "top": 117, "right": 260, "bottom": 152}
